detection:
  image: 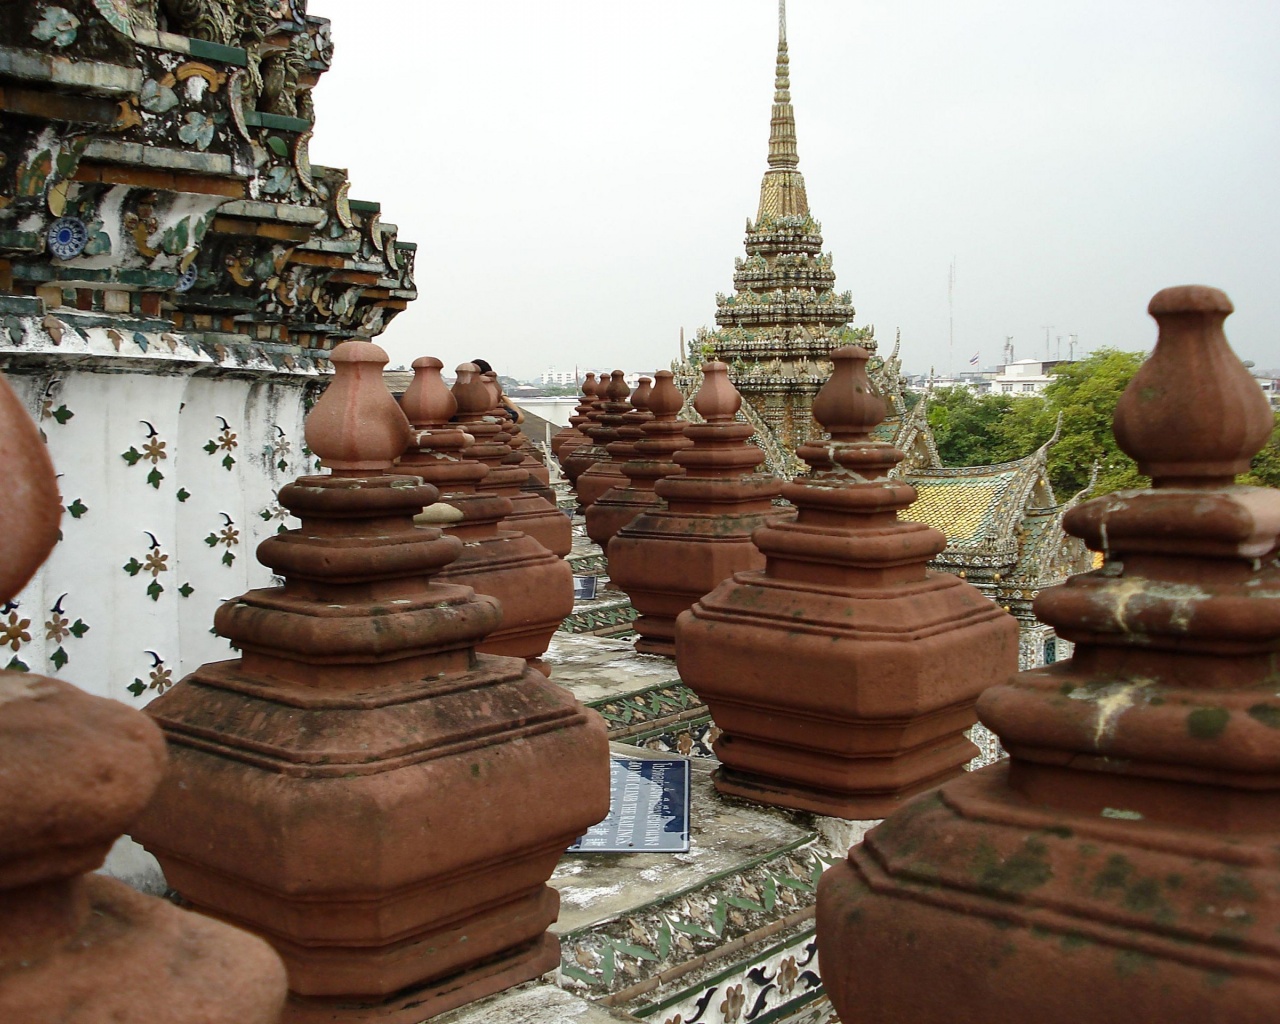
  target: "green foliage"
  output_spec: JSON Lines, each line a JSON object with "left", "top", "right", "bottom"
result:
{"left": 1240, "top": 411, "right": 1280, "bottom": 489}
{"left": 1040, "top": 349, "right": 1147, "bottom": 497}
{"left": 926, "top": 349, "right": 1148, "bottom": 499}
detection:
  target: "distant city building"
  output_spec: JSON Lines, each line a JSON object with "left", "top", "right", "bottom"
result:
{"left": 984, "top": 358, "right": 1073, "bottom": 397}
{"left": 539, "top": 369, "right": 580, "bottom": 387}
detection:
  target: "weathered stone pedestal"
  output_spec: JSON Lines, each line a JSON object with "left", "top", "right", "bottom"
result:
{"left": 0, "top": 374, "right": 287, "bottom": 1024}
{"left": 818, "top": 286, "right": 1280, "bottom": 1023}
{"left": 586, "top": 370, "right": 690, "bottom": 549}
{"left": 454, "top": 366, "right": 572, "bottom": 558}
{"left": 564, "top": 370, "right": 628, "bottom": 494}
{"left": 552, "top": 373, "right": 598, "bottom": 467}
{"left": 678, "top": 347, "right": 1016, "bottom": 817}
{"left": 132, "top": 342, "right": 609, "bottom": 1023}
{"left": 397, "top": 357, "right": 572, "bottom": 676}
{"left": 610, "top": 362, "right": 791, "bottom": 657}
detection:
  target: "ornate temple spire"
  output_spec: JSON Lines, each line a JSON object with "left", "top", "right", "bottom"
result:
{"left": 759, "top": 0, "right": 809, "bottom": 220}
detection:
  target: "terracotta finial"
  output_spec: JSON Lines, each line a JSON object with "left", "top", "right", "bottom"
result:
{"left": 0, "top": 373, "right": 61, "bottom": 600}
{"left": 811, "top": 346, "right": 886, "bottom": 443}
{"left": 1113, "top": 285, "right": 1272, "bottom": 486}
{"left": 305, "top": 340, "right": 412, "bottom": 474}
{"left": 453, "top": 363, "right": 492, "bottom": 418}
{"left": 402, "top": 356, "right": 457, "bottom": 427}
{"left": 632, "top": 376, "right": 653, "bottom": 412}
{"left": 605, "top": 369, "right": 630, "bottom": 403}
{"left": 647, "top": 370, "right": 683, "bottom": 419}
{"left": 480, "top": 371, "right": 502, "bottom": 411}
{"left": 693, "top": 361, "right": 742, "bottom": 422}
{"left": 581, "top": 372, "right": 597, "bottom": 397}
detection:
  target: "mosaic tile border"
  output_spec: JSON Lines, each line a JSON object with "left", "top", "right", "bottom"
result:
{"left": 589, "top": 682, "right": 707, "bottom": 736}
{"left": 626, "top": 717, "right": 720, "bottom": 760}
{"left": 636, "top": 925, "right": 825, "bottom": 1024}
{"left": 568, "top": 552, "right": 609, "bottom": 576}
{"left": 557, "top": 839, "right": 838, "bottom": 1001}
{"left": 559, "top": 596, "right": 639, "bottom": 635}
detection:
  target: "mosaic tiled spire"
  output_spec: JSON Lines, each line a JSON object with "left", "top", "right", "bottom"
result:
{"left": 760, "top": 0, "right": 805, "bottom": 213}
{"left": 685, "top": 0, "right": 868, "bottom": 478}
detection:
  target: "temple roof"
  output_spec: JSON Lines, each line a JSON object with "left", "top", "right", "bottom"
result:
{"left": 903, "top": 423, "right": 1062, "bottom": 568}
{"left": 906, "top": 460, "right": 1046, "bottom": 551}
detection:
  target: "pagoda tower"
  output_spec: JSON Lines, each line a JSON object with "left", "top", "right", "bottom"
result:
{"left": 682, "top": 0, "right": 868, "bottom": 476}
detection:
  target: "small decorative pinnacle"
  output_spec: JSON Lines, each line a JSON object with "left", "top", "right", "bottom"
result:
{"left": 605, "top": 369, "right": 630, "bottom": 404}
{"left": 647, "top": 370, "right": 684, "bottom": 419}
{"left": 632, "top": 376, "right": 653, "bottom": 412}
{"left": 693, "top": 362, "right": 742, "bottom": 422}
{"left": 480, "top": 371, "right": 502, "bottom": 412}
{"left": 1113, "top": 285, "right": 1272, "bottom": 486}
{"left": 452, "top": 363, "right": 491, "bottom": 418}
{"left": 810, "top": 346, "right": 887, "bottom": 443}
{"left": 305, "top": 341, "right": 412, "bottom": 474}
{"left": 401, "top": 356, "right": 457, "bottom": 427}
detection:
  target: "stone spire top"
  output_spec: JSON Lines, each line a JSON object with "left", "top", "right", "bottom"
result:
{"left": 759, "top": 0, "right": 808, "bottom": 218}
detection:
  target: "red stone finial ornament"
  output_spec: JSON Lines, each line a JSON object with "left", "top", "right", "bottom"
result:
{"left": 453, "top": 364, "right": 572, "bottom": 557}
{"left": 677, "top": 347, "right": 1016, "bottom": 815}
{"left": 818, "top": 288, "right": 1280, "bottom": 1023}
{"left": 132, "top": 341, "right": 608, "bottom": 1023}
{"left": 582, "top": 374, "right": 654, "bottom": 540}
{"left": 552, "top": 372, "right": 597, "bottom": 464}
{"left": 563, "top": 369, "right": 630, "bottom": 493}
{"left": 609, "top": 362, "right": 792, "bottom": 656}
{"left": 585, "top": 370, "right": 692, "bottom": 548}
{"left": 395, "top": 355, "right": 573, "bottom": 676}
{"left": 0, "top": 373, "right": 287, "bottom": 1023}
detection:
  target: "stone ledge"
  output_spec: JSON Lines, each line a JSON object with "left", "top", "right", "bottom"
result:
{"left": 216, "top": 199, "right": 326, "bottom": 226}
{"left": 133, "top": 28, "right": 248, "bottom": 67}
{"left": 81, "top": 139, "right": 235, "bottom": 176}
{"left": 0, "top": 46, "right": 142, "bottom": 95}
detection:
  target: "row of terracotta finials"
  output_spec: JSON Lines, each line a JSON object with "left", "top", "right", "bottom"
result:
{"left": 3, "top": 285, "right": 1280, "bottom": 1024}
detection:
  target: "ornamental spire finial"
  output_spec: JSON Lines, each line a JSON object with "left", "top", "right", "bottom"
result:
{"left": 767, "top": 0, "right": 797, "bottom": 169}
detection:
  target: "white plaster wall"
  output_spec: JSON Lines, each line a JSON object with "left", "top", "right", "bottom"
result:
{"left": 4, "top": 363, "right": 315, "bottom": 704}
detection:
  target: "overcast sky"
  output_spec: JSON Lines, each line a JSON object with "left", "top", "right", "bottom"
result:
{"left": 310, "top": 1, "right": 1280, "bottom": 380}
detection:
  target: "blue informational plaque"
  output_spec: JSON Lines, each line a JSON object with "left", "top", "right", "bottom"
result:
{"left": 573, "top": 575, "right": 599, "bottom": 601}
{"left": 569, "top": 756, "right": 691, "bottom": 853}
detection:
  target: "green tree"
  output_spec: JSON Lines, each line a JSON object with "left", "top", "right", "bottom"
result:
{"left": 927, "top": 386, "right": 1019, "bottom": 467}
{"left": 1240, "top": 410, "right": 1280, "bottom": 489}
{"left": 1039, "top": 349, "right": 1146, "bottom": 497}
{"left": 925, "top": 349, "right": 1148, "bottom": 499}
